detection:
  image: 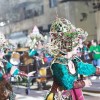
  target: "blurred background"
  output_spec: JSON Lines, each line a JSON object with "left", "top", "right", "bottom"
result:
{"left": 0, "top": 0, "right": 100, "bottom": 100}
{"left": 0, "top": 0, "right": 100, "bottom": 43}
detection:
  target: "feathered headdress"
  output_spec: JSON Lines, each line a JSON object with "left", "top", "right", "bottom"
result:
{"left": 26, "top": 26, "right": 44, "bottom": 49}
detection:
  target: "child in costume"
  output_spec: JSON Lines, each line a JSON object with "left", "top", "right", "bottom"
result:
{"left": 45, "top": 18, "right": 100, "bottom": 100}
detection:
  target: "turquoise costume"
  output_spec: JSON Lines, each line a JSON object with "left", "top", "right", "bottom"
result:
{"left": 45, "top": 56, "right": 96, "bottom": 100}
{"left": 51, "top": 56, "right": 96, "bottom": 90}
{"left": 45, "top": 17, "right": 99, "bottom": 100}
{"left": 6, "top": 62, "right": 19, "bottom": 76}
{"left": 28, "top": 49, "right": 38, "bottom": 57}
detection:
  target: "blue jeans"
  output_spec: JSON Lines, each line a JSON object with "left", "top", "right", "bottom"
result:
{"left": 93, "top": 59, "right": 100, "bottom": 67}
{"left": 97, "top": 59, "right": 100, "bottom": 66}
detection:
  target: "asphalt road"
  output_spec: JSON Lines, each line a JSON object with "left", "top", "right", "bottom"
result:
{"left": 12, "top": 77, "right": 100, "bottom": 100}
{"left": 15, "top": 90, "right": 100, "bottom": 100}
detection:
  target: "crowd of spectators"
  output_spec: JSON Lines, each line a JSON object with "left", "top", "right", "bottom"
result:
{"left": 77, "top": 39, "right": 100, "bottom": 65}
{"left": 76, "top": 39, "right": 100, "bottom": 80}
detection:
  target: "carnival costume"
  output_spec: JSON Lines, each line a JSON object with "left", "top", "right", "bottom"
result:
{"left": 0, "top": 33, "right": 29, "bottom": 99}
{"left": 0, "top": 33, "right": 16, "bottom": 100}
{"left": 45, "top": 18, "right": 100, "bottom": 100}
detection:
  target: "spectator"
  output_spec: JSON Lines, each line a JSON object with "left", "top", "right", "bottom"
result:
{"left": 89, "top": 39, "right": 100, "bottom": 67}
{"left": 86, "top": 41, "right": 91, "bottom": 48}
{"left": 77, "top": 40, "right": 91, "bottom": 63}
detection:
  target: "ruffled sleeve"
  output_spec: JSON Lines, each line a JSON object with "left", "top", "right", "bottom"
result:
{"left": 51, "top": 63, "right": 75, "bottom": 90}
{"left": 77, "top": 61, "right": 96, "bottom": 76}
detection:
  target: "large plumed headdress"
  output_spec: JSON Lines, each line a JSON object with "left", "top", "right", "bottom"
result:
{"left": 49, "top": 17, "right": 88, "bottom": 55}
{"left": 0, "top": 33, "right": 15, "bottom": 51}
{"left": 26, "top": 26, "right": 44, "bottom": 49}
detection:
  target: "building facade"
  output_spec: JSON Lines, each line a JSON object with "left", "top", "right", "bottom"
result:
{"left": 0, "top": 0, "right": 99, "bottom": 41}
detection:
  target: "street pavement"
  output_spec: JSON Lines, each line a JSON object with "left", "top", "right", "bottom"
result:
{"left": 13, "top": 78, "right": 100, "bottom": 100}
{"left": 13, "top": 86, "right": 47, "bottom": 100}
{"left": 83, "top": 77, "right": 100, "bottom": 92}
{"left": 15, "top": 91, "right": 100, "bottom": 100}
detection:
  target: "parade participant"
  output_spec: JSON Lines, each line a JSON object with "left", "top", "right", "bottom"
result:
{"left": 45, "top": 17, "right": 100, "bottom": 100}
{"left": 26, "top": 26, "right": 49, "bottom": 89}
{"left": 0, "top": 33, "right": 27, "bottom": 99}
{"left": 0, "top": 53, "right": 14, "bottom": 100}
{"left": 27, "top": 26, "right": 44, "bottom": 70}
{"left": 26, "top": 25, "right": 43, "bottom": 57}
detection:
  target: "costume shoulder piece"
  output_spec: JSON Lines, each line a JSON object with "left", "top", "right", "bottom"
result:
{"left": 52, "top": 55, "right": 81, "bottom": 65}
{"left": 52, "top": 56, "right": 69, "bottom": 65}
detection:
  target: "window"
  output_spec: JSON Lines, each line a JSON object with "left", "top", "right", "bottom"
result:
{"left": 49, "top": 0, "right": 57, "bottom": 8}
{"left": 25, "top": 9, "right": 34, "bottom": 19}
{"left": 48, "top": 24, "right": 51, "bottom": 31}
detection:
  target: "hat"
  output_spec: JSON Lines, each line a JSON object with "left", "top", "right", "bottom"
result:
{"left": 49, "top": 17, "right": 88, "bottom": 55}
{"left": 16, "top": 48, "right": 29, "bottom": 52}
